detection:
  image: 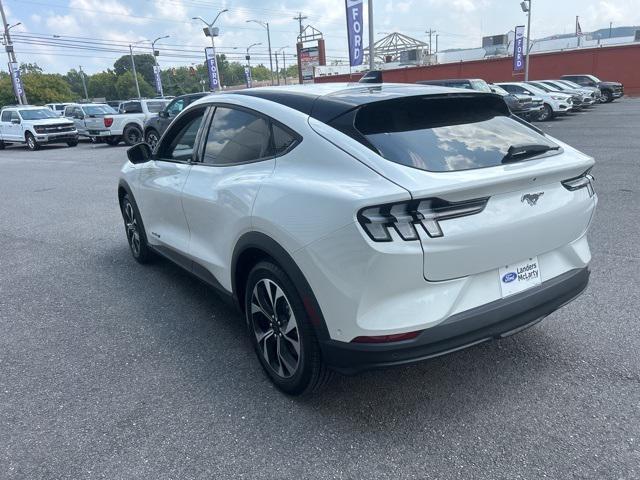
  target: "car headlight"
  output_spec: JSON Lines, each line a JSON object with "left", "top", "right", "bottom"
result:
{"left": 34, "top": 126, "right": 45, "bottom": 133}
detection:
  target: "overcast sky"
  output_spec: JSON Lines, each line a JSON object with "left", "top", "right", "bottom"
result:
{"left": 3, "top": 0, "right": 639, "bottom": 74}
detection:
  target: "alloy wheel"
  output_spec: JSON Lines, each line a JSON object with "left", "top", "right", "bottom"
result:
{"left": 124, "top": 201, "right": 141, "bottom": 256}
{"left": 147, "top": 131, "right": 159, "bottom": 149}
{"left": 250, "top": 278, "right": 301, "bottom": 378}
{"left": 126, "top": 128, "right": 142, "bottom": 145}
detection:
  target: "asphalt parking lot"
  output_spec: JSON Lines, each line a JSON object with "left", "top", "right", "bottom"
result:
{"left": 1, "top": 99, "right": 639, "bottom": 480}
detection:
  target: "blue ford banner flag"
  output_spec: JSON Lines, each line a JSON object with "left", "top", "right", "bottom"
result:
{"left": 152, "top": 65, "right": 163, "bottom": 96}
{"left": 244, "top": 66, "right": 252, "bottom": 88}
{"left": 345, "top": 0, "right": 364, "bottom": 67}
{"left": 513, "top": 25, "right": 525, "bottom": 72}
{"left": 8, "top": 62, "right": 24, "bottom": 100}
{"left": 205, "top": 47, "right": 219, "bottom": 90}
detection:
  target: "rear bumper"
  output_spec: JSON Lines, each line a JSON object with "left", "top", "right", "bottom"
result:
{"left": 321, "top": 267, "right": 589, "bottom": 375}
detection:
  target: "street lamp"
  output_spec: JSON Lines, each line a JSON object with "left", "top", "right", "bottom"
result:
{"left": 245, "top": 42, "right": 261, "bottom": 88}
{"left": 151, "top": 35, "right": 169, "bottom": 98}
{"left": 520, "top": 0, "right": 532, "bottom": 81}
{"left": 193, "top": 9, "right": 228, "bottom": 90}
{"left": 246, "top": 19, "right": 274, "bottom": 85}
{"left": 277, "top": 46, "right": 289, "bottom": 85}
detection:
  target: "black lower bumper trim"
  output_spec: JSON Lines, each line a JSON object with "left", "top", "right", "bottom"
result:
{"left": 321, "top": 267, "right": 590, "bottom": 375}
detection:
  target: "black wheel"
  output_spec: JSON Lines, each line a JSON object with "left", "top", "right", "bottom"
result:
{"left": 145, "top": 129, "right": 160, "bottom": 149}
{"left": 602, "top": 90, "right": 613, "bottom": 103}
{"left": 25, "top": 132, "right": 40, "bottom": 151}
{"left": 105, "top": 136, "right": 121, "bottom": 146}
{"left": 121, "top": 194, "right": 153, "bottom": 264}
{"left": 245, "top": 261, "right": 333, "bottom": 396}
{"left": 123, "top": 125, "right": 143, "bottom": 146}
{"left": 0, "top": 141, "right": 5, "bottom": 150}
{"left": 537, "top": 104, "right": 553, "bottom": 122}
{"left": 67, "top": 140, "right": 78, "bottom": 147}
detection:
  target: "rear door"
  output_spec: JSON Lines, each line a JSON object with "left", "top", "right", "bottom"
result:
{"left": 181, "top": 104, "right": 278, "bottom": 286}
{"left": 136, "top": 105, "right": 208, "bottom": 256}
{"left": 346, "top": 94, "right": 596, "bottom": 281}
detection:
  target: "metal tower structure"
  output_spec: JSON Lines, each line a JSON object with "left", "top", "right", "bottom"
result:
{"left": 364, "top": 32, "right": 428, "bottom": 64}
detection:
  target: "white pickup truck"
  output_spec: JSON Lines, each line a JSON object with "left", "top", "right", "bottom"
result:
{"left": 0, "top": 106, "right": 78, "bottom": 150}
{"left": 76, "top": 99, "right": 169, "bottom": 146}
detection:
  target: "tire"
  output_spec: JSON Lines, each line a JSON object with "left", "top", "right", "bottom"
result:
{"left": 25, "top": 132, "right": 40, "bottom": 151}
{"left": 145, "top": 129, "right": 160, "bottom": 149}
{"left": 67, "top": 140, "right": 78, "bottom": 147}
{"left": 602, "top": 90, "right": 614, "bottom": 103}
{"left": 121, "top": 193, "right": 153, "bottom": 264}
{"left": 245, "top": 261, "right": 333, "bottom": 396}
{"left": 538, "top": 104, "right": 554, "bottom": 122}
{"left": 123, "top": 125, "right": 143, "bottom": 146}
{"left": 105, "top": 136, "right": 121, "bottom": 146}
{"left": 0, "top": 141, "right": 5, "bottom": 150}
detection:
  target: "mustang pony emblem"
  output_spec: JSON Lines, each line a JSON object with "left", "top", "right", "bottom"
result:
{"left": 521, "top": 192, "right": 544, "bottom": 206}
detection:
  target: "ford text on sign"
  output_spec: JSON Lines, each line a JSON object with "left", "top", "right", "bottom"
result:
{"left": 513, "top": 25, "right": 525, "bottom": 72}
{"left": 345, "top": 0, "right": 364, "bottom": 67}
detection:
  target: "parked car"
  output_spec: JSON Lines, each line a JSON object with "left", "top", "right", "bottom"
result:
{"left": 0, "top": 106, "right": 78, "bottom": 150}
{"left": 496, "top": 82, "right": 573, "bottom": 121}
{"left": 537, "top": 80, "right": 597, "bottom": 106}
{"left": 417, "top": 78, "right": 494, "bottom": 92}
{"left": 526, "top": 81, "right": 585, "bottom": 110}
{"left": 144, "top": 93, "right": 208, "bottom": 148}
{"left": 106, "top": 100, "right": 123, "bottom": 109}
{"left": 554, "top": 79, "right": 602, "bottom": 103}
{"left": 64, "top": 103, "right": 118, "bottom": 139}
{"left": 45, "top": 102, "right": 74, "bottom": 117}
{"left": 561, "top": 74, "right": 624, "bottom": 103}
{"left": 488, "top": 84, "right": 544, "bottom": 121}
{"left": 87, "top": 99, "right": 170, "bottom": 146}
{"left": 118, "top": 84, "right": 597, "bottom": 395}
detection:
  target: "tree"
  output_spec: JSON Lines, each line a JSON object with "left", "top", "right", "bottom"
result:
{"left": 115, "top": 71, "right": 155, "bottom": 99}
{"left": 64, "top": 69, "right": 87, "bottom": 99}
{"left": 22, "top": 72, "right": 75, "bottom": 104}
{"left": 251, "top": 64, "right": 272, "bottom": 82}
{"left": 114, "top": 54, "right": 156, "bottom": 86}
{"left": 87, "top": 71, "right": 118, "bottom": 100}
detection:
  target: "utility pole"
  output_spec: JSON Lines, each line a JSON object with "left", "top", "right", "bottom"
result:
{"left": 275, "top": 51, "right": 280, "bottom": 85}
{"left": 282, "top": 50, "right": 287, "bottom": 85}
{"left": 425, "top": 29, "right": 436, "bottom": 55}
{"left": 151, "top": 35, "right": 169, "bottom": 98}
{"left": 524, "top": 0, "right": 532, "bottom": 81}
{"left": 435, "top": 34, "right": 439, "bottom": 63}
{"left": 245, "top": 42, "right": 261, "bottom": 88}
{"left": 247, "top": 20, "right": 274, "bottom": 85}
{"left": 609, "top": 22, "right": 613, "bottom": 38}
{"left": 368, "top": 0, "right": 374, "bottom": 70}
{"left": 129, "top": 44, "right": 141, "bottom": 99}
{"left": 293, "top": 12, "right": 307, "bottom": 37}
{"left": 193, "top": 10, "right": 229, "bottom": 91}
{"left": 79, "top": 65, "right": 89, "bottom": 101}
{"left": 0, "top": 0, "right": 27, "bottom": 104}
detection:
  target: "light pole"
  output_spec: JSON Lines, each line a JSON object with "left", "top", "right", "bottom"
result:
{"left": 0, "top": 1, "right": 27, "bottom": 104}
{"left": 193, "top": 9, "right": 228, "bottom": 90}
{"left": 277, "top": 46, "right": 289, "bottom": 85}
{"left": 246, "top": 42, "right": 261, "bottom": 88}
{"left": 128, "top": 43, "right": 142, "bottom": 99}
{"left": 151, "top": 35, "right": 169, "bottom": 98}
{"left": 368, "top": 0, "right": 374, "bottom": 70}
{"left": 520, "top": 0, "right": 532, "bottom": 81}
{"left": 247, "top": 20, "right": 274, "bottom": 85}
{"left": 79, "top": 65, "right": 89, "bottom": 101}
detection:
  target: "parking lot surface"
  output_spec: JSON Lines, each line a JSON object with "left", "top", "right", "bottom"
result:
{"left": 1, "top": 100, "right": 639, "bottom": 479}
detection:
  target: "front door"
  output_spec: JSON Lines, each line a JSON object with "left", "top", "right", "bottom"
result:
{"left": 136, "top": 106, "right": 208, "bottom": 256}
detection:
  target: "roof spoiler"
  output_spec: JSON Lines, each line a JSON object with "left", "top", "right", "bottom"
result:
{"left": 359, "top": 70, "right": 383, "bottom": 84}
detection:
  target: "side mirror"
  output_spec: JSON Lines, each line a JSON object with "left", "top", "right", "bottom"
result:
{"left": 11, "top": 118, "right": 20, "bottom": 124}
{"left": 127, "top": 142, "right": 152, "bottom": 164}
{"left": 490, "top": 87, "right": 497, "bottom": 93}
{"left": 159, "top": 110, "right": 169, "bottom": 118}
{"left": 75, "top": 113, "right": 85, "bottom": 120}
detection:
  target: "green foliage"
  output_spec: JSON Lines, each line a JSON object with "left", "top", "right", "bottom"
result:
{"left": 87, "top": 71, "right": 118, "bottom": 100}
{"left": 115, "top": 71, "right": 155, "bottom": 99}
{"left": 64, "top": 69, "right": 86, "bottom": 99}
{"left": 0, "top": 67, "right": 74, "bottom": 105}
{"left": 114, "top": 54, "right": 156, "bottom": 86}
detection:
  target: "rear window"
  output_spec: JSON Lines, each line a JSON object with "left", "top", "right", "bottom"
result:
{"left": 146, "top": 101, "right": 168, "bottom": 113}
{"left": 352, "top": 96, "right": 558, "bottom": 172}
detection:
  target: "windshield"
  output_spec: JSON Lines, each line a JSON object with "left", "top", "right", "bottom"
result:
{"left": 559, "top": 80, "right": 582, "bottom": 89}
{"left": 83, "top": 105, "right": 117, "bottom": 116}
{"left": 529, "top": 82, "right": 553, "bottom": 93}
{"left": 587, "top": 74, "right": 601, "bottom": 83}
{"left": 544, "top": 81, "right": 569, "bottom": 91}
{"left": 470, "top": 80, "right": 492, "bottom": 93}
{"left": 19, "top": 109, "right": 59, "bottom": 120}
{"left": 146, "top": 101, "right": 169, "bottom": 113}
{"left": 491, "top": 85, "right": 509, "bottom": 95}
{"left": 353, "top": 95, "right": 558, "bottom": 173}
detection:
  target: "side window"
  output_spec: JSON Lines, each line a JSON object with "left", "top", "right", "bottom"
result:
{"left": 202, "top": 107, "right": 272, "bottom": 165}
{"left": 11, "top": 111, "right": 20, "bottom": 121}
{"left": 124, "top": 102, "right": 142, "bottom": 113}
{"left": 157, "top": 108, "right": 206, "bottom": 162}
{"left": 73, "top": 107, "right": 83, "bottom": 118}
{"left": 272, "top": 124, "right": 298, "bottom": 155}
{"left": 1, "top": 110, "right": 11, "bottom": 122}
{"left": 167, "top": 99, "right": 185, "bottom": 116}
{"left": 64, "top": 106, "right": 74, "bottom": 117}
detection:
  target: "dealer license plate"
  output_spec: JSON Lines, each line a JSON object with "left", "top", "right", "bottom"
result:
{"left": 498, "top": 257, "right": 541, "bottom": 297}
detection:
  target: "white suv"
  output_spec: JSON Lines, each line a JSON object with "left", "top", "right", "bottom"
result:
{"left": 0, "top": 106, "right": 78, "bottom": 150}
{"left": 496, "top": 82, "right": 573, "bottom": 121}
{"left": 118, "top": 84, "right": 597, "bottom": 395}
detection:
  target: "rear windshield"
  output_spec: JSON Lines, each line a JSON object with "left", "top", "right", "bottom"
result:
{"left": 353, "top": 96, "right": 558, "bottom": 172}
{"left": 146, "top": 101, "right": 168, "bottom": 113}
{"left": 83, "top": 105, "right": 117, "bottom": 116}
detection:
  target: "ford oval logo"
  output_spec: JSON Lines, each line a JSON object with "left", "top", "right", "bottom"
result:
{"left": 502, "top": 272, "right": 517, "bottom": 283}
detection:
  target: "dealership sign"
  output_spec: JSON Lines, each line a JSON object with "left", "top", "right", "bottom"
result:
{"left": 299, "top": 46, "right": 320, "bottom": 84}
{"left": 205, "top": 47, "right": 220, "bottom": 90}
{"left": 345, "top": 0, "right": 364, "bottom": 67}
{"left": 513, "top": 25, "right": 525, "bottom": 72}
{"left": 8, "top": 62, "right": 24, "bottom": 100}
{"left": 152, "top": 65, "right": 163, "bottom": 96}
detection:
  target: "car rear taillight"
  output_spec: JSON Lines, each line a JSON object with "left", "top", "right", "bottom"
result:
{"left": 104, "top": 117, "right": 114, "bottom": 128}
{"left": 351, "top": 331, "right": 422, "bottom": 343}
{"left": 357, "top": 197, "right": 489, "bottom": 242}
{"left": 562, "top": 169, "right": 595, "bottom": 197}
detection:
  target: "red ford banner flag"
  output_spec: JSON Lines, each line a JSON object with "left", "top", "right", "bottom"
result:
{"left": 345, "top": 0, "right": 364, "bottom": 67}
{"left": 513, "top": 25, "right": 525, "bottom": 72}
{"left": 205, "top": 47, "right": 220, "bottom": 91}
